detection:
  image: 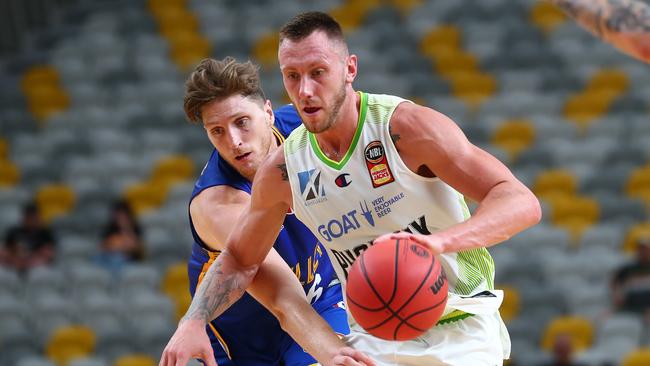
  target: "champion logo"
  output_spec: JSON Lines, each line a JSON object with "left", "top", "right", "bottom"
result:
{"left": 335, "top": 173, "right": 352, "bottom": 187}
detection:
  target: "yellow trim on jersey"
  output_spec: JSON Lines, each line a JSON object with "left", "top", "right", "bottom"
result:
{"left": 197, "top": 249, "right": 232, "bottom": 359}
{"left": 272, "top": 126, "right": 285, "bottom": 144}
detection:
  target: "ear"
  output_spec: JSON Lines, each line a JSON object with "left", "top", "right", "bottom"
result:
{"left": 345, "top": 54, "right": 358, "bottom": 84}
{"left": 264, "top": 99, "right": 274, "bottom": 126}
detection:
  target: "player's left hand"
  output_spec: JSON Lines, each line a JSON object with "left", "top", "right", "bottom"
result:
{"left": 374, "top": 232, "right": 445, "bottom": 255}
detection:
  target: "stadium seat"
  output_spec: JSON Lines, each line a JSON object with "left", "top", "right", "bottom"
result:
{"left": 491, "top": 119, "right": 535, "bottom": 162}
{"left": 542, "top": 316, "right": 594, "bottom": 352}
{"left": 529, "top": 1, "right": 566, "bottom": 33}
{"left": 625, "top": 165, "right": 650, "bottom": 207}
{"left": 113, "top": 354, "right": 157, "bottom": 366}
{"left": 69, "top": 357, "right": 109, "bottom": 366}
{"left": 0, "top": 160, "right": 21, "bottom": 186}
{"left": 533, "top": 169, "right": 577, "bottom": 202}
{"left": 16, "top": 356, "right": 56, "bottom": 366}
{"left": 151, "top": 155, "right": 195, "bottom": 187}
{"left": 499, "top": 286, "right": 520, "bottom": 323}
{"left": 622, "top": 348, "right": 650, "bottom": 366}
{"left": 253, "top": 32, "right": 280, "bottom": 69}
{"left": 622, "top": 222, "right": 650, "bottom": 253}
{"left": 36, "top": 184, "right": 76, "bottom": 222}
{"left": 549, "top": 195, "right": 600, "bottom": 240}
{"left": 45, "top": 325, "right": 96, "bottom": 366}
{"left": 419, "top": 25, "right": 461, "bottom": 59}
{"left": 587, "top": 68, "right": 629, "bottom": 94}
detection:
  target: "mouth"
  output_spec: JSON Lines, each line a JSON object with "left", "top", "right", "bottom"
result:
{"left": 235, "top": 152, "right": 252, "bottom": 161}
{"left": 303, "top": 107, "right": 321, "bottom": 116}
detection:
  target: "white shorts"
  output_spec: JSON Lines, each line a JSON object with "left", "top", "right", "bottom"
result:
{"left": 343, "top": 312, "right": 510, "bottom": 366}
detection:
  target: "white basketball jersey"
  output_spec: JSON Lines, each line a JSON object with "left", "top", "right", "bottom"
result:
{"left": 284, "top": 92, "right": 497, "bottom": 319}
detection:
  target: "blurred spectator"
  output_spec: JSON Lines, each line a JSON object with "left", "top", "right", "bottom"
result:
{"left": 538, "top": 334, "right": 587, "bottom": 366}
{"left": 95, "top": 200, "right": 144, "bottom": 273}
{"left": 612, "top": 236, "right": 650, "bottom": 315}
{"left": 0, "top": 202, "right": 56, "bottom": 272}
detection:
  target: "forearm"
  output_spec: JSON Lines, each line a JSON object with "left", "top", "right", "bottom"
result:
{"left": 549, "top": 0, "right": 650, "bottom": 61}
{"left": 247, "top": 255, "right": 347, "bottom": 365}
{"left": 182, "top": 251, "right": 259, "bottom": 324}
{"left": 439, "top": 181, "right": 541, "bottom": 253}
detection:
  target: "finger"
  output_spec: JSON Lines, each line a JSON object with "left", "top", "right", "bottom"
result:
{"left": 158, "top": 351, "right": 169, "bottom": 366}
{"left": 175, "top": 353, "right": 189, "bottom": 366}
{"left": 340, "top": 348, "right": 377, "bottom": 366}
{"left": 203, "top": 351, "right": 219, "bottom": 366}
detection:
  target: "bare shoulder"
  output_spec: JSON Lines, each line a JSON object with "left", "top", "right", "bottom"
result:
{"left": 389, "top": 102, "right": 469, "bottom": 157}
{"left": 250, "top": 147, "right": 293, "bottom": 209}
{"left": 191, "top": 185, "right": 250, "bottom": 216}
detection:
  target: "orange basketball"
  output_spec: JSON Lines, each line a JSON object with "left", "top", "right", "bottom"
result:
{"left": 345, "top": 237, "right": 448, "bottom": 341}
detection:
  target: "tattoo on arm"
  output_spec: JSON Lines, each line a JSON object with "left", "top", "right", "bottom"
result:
{"left": 389, "top": 123, "right": 401, "bottom": 148}
{"left": 277, "top": 163, "right": 289, "bottom": 181}
{"left": 552, "top": 0, "right": 650, "bottom": 37}
{"left": 182, "top": 252, "right": 246, "bottom": 324}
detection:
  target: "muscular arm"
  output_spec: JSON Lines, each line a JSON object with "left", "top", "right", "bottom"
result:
{"left": 549, "top": 0, "right": 650, "bottom": 62}
{"left": 171, "top": 149, "right": 367, "bottom": 366}
{"left": 388, "top": 103, "right": 542, "bottom": 253}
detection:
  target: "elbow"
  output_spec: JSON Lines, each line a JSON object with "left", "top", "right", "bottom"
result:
{"left": 527, "top": 193, "right": 543, "bottom": 227}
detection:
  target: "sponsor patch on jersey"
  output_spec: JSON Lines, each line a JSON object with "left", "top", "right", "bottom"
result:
{"left": 364, "top": 141, "right": 394, "bottom": 188}
{"left": 298, "top": 169, "right": 327, "bottom": 206}
{"left": 334, "top": 173, "right": 351, "bottom": 187}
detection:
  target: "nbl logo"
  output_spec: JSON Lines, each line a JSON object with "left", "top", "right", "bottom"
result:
{"left": 297, "top": 169, "right": 327, "bottom": 206}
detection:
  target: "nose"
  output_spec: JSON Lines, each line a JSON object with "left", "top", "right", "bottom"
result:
{"left": 299, "top": 76, "right": 314, "bottom": 100}
{"left": 226, "top": 128, "right": 243, "bottom": 150}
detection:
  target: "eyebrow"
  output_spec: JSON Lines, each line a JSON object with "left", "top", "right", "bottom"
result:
{"left": 203, "top": 111, "right": 245, "bottom": 126}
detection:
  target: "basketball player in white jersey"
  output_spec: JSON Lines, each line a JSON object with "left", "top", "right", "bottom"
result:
{"left": 162, "top": 12, "right": 541, "bottom": 366}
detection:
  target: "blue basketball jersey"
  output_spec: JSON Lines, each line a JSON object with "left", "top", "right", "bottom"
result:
{"left": 187, "top": 105, "right": 346, "bottom": 365}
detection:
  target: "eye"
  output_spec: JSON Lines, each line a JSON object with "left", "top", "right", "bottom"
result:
{"left": 236, "top": 117, "right": 249, "bottom": 127}
{"left": 312, "top": 69, "right": 324, "bottom": 77}
{"left": 210, "top": 127, "right": 224, "bottom": 136}
{"left": 286, "top": 72, "right": 299, "bottom": 81}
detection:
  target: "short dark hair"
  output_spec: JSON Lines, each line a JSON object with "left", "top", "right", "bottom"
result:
{"left": 184, "top": 57, "right": 266, "bottom": 123}
{"left": 279, "top": 11, "right": 345, "bottom": 43}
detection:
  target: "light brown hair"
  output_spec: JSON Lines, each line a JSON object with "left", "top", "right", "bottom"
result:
{"left": 184, "top": 57, "right": 266, "bottom": 123}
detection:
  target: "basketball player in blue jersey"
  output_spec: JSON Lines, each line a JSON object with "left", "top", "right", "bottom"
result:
{"left": 169, "top": 57, "right": 352, "bottom": 366}
{"left": 162, "top": 12, "right": 540, "bottom": 366}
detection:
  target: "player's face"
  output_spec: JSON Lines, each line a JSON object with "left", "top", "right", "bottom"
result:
{"left": 279, "top": 31, "right": 357, "bottom": 133}
{"left": 201, "top": 95, "right": 275, "bottom": 179}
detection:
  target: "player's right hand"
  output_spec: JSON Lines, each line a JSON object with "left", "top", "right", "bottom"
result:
{"left": 159, "top": 318, "right": 217, "bottom": 366}
{"left": 330, "top": 346, "right": 376, "bottom": 366}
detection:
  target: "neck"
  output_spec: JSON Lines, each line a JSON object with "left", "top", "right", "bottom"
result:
{"left": 314, "top": 89, "right": 360, "bottom": 161}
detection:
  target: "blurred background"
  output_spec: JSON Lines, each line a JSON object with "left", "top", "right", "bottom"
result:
{"left": 0, "top": 0, "right": 649, "bottom": 365}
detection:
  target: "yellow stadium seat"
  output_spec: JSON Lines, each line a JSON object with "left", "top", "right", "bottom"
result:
{"left": 530, "top": 1, "right": 567, "bottom": 33}
{"left": 622, "top": 348, "right": 650, "bottom": 366}
{"left": 491, "top": 119, "right": 536, "bottom": 162}
{"left": 155, "top": 9, "right": 199, "bottom": 38}
{"left": 147, "top": 0, "right": 187, "bottom": 17}
{"left": 626, "top": 166, "right": 650, "bottom": 207}
{"left": 46, "top": 325, "right": 95, "bottom": 366}
{"left": 0, "top": 160, "right": 20, "bottom": 187}
{"left": 23, "top": 83, "right": 70, "bottom": 121}
{"left": 542, "top": 316, "right": 593, "bottom": 352}
{"left": 169, "top": 290, "right": 192, "bottom": 322}
{"left": 388, "top": 0, "right": 423, "bottom": 14}
{"left": 152, "top": 155, "right": 195, "bottom": 186}
{"left": 499, "top": 286, "right": 520, "bottom": 323}
{"left": 449, "top": 71, "right": 497, "bottom": 106}
{"left": 0, "top": 138, "right": 7, "bottom": 159}
{"left": 623, "top": 223, "right": 650, "bottom": 253}
{"left": 433, "top": 50, "right": 479, "bottom": 76}
{"left": 124, "top": 180, "right": 170, "bottom": 215}
{"left": 21, "top": 65, "right": 60, "bottom": 93}
{"left": 329, "top": 0, "right": 380, "bottom": 32}
{"left": 168, "top": 31, "right": 212, "bottom": 70}
{"left": 162, "top": 262, "right": 190, "bottom": 297}
{"left": 550, "top": 196, "right": 600, "bottom": 241}
{"left": 533, "top": 169, "right": 577, "bottom": 202}
{"left": 36, "top": 184, "right": 76, "bottom": 222}
{"left": 587, "top": 69, "right": 629, "bottom": 94}
{"left": 420, "top": 25, "right": 461, "bottom": 59}
{"left": 563, "top": 91, "right": 618, "bottom": 129}
{"left": 253, "top": 32, "right": 280, "bottom": 69}
{"left": 114, "top": 354, "right": 157, "bottom": 366}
